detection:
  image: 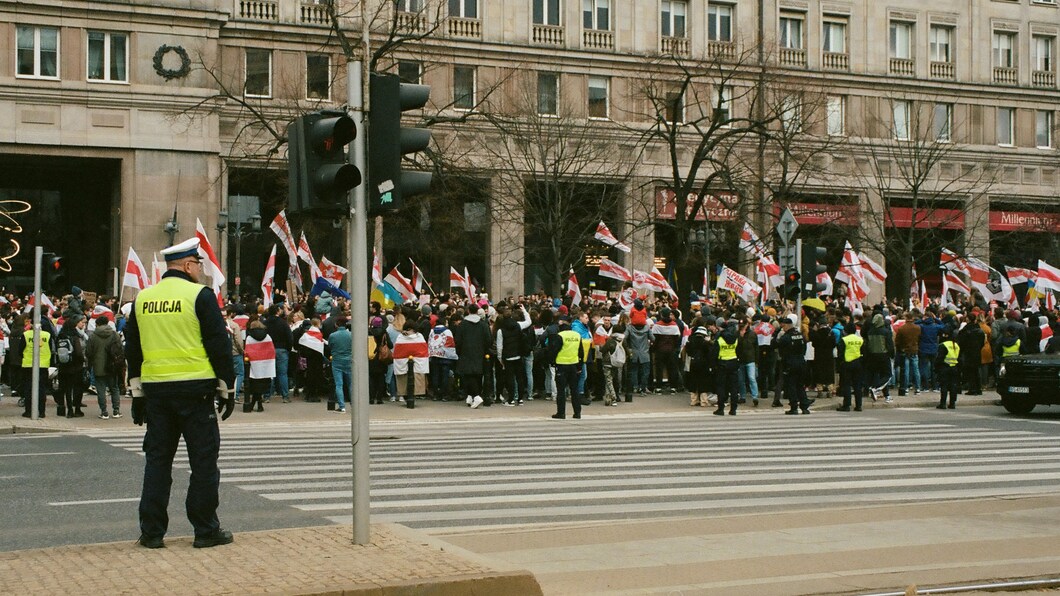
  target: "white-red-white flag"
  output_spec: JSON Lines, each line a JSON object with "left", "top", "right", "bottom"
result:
{"left": 716, "top": 265, "right": 762, "bottom": 303}
{"left": 919, "top": 280, "right": 929, "bottom": 310}
{"left": 296, "top": 232, "right": 321, "bottom": 282}
{"left": 590, "top": 289, "right": 607, "bottom": 302}
{"left": 858, "top": 252, "right": 887, "bottom": 285}
{"left": 650, "top": 267, "right": 678, "bottom": 299}
{"left": 598, "top": 258, "right": 632, "bottom": 282}
{"left": 261, "top": 245, "right": 276, "bottom": 308}
{"left": 835, "top": 242, "right": 867, "bottom": 302}
{"left": 318, "top": 256, "right": 347, "bottom": 288}
{"left": 449, "top": 267, "right": 466, "bottom": 294}
{"left": 940, "top": 248, "right": 969, "bottom": 275}
{"left": 1006, "top": 266, "right": 1036, "bottom": 287}
{"left": 270, "top": 210, "right": 302, "bottom": 288}
{"left": 1039, "top": 318, "right": 1054, "bottom": 351}
{"left": 384, "top": 267, "right": 416, "bottom": 302}
{"left": 1037, "top": 260, "right": 1060, "bottom": 293}
{"left": 617, "top": 287, "right": 638, "bottom": 311}
{"left": 409, "top": 258, "right": 429, "bottom": 293}
{"left": 122, "top": 247, "right": 150, "bottom": 291}
{"left": 567, "top": 269, "right": 582, "bottom": 306}
{"left": 594, "top": 221, "right": 631, "bottom": 253}
{"left": 297, "top": 325, "right": 326, "bottom": 355}
{"left": 944, "top": 271, "right": 970, "bottom": 296}
{"left": 738, "top": 223, "right": 767, "bottom": 258}
{"left": 195, "top": 218, "right": 226, "bottom": 307}
{"left": 702, "top": 268, "right": 709, "bottom": 297}
{"left": 371, "top": 248, "right": 383, "bottom": 288}
{"left": 759, "top": 254, "right": 783, "bottom": 287}
{"left": 151, "top": 252, "right": 164, "bottom": 286}
{"left": 464, "top": 266, "right": 476, "bottom": 300}
{"left": 817, "top": 271, "right": 833, "bottom": 296}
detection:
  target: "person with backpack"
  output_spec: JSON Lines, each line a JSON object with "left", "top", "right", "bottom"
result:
{"left": 600, "top": 324, "right": 627, "bottom": 406}
{"left": 85, "top": 314, "right": 123, "bottom": 419}
{"left": 368, "top": 316, "right": 392, "bottom": 405}
{"left": 56, "top": 314, "right": 87, "bottom": 417}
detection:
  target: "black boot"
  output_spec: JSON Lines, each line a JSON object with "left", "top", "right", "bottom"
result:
{"left": 255, "top": 396, "right": 263, "bottom": 412}
{"left": 57, "top": 405, "right": 65, "bottom": 417}
{"left": 243, "top": 400, "right": 253, "bottom": 413}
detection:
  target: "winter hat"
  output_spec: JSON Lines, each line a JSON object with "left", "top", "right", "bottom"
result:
{"left": 421, "top": 304, "right": 432, "bottom": 315}
{"left": 370, "top": 317, "right": 383, "bottom": 328}
{"left": 558, "top": 305, "right": 569, "bottom": 315}
{"left": 71, "top": 286, "right": 82, "bottom": 296}
{"left": 633, "top": 298, "right": 644, "bottom": 309}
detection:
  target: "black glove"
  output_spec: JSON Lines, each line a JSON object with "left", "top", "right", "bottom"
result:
{"left": 132, "top": 396, "right": 146, "bottom": 426}
{"left": 129, "top": 378, "right": 146, "bottom": 426}
{"left": 216, "top": 380, "right": 235, "bottom": 421}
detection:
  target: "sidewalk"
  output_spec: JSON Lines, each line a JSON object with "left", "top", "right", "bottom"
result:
{"left": 1, "top": 387, "right": 1005, "bottom": 433}
{"left": 0, "top": 523, "right": 542, "bottom": 596}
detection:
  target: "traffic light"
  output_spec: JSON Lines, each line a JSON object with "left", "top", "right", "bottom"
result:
{"left": 783, "top": 269, "right": 801, "bottom": 301}
{"left": 368, "top": 73, "right": 432, "bottom": 216}
{"left": 287, "top": 109, "right": 361, "bottom": 217}
{"left": 801, "top": 244, "right": 828, "bottom": 299}
{"left": 41, "top": 252, "right": 66, "bottom": 293}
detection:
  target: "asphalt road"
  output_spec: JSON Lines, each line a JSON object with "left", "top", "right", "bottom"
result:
{"left": 2, "top": 404, "right": 1058, "bottom": 552}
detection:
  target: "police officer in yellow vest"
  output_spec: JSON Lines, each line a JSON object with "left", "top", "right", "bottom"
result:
{"left": 714, "top": 320, "right": 741, "bottom": 416}
{"left": 549, "top": 315, "right": 586, "bottom": 420}
{"left": 19, "top": 317, "right": 56, "bottom": 418}
{"left": 936, "top": 329, "right": 961, "bottom": 409}
{"left": 836, "top": 325, "right": 865, "bottom": 412}
{"left": 123, "top": 237, "right": 236, "bottom": 550}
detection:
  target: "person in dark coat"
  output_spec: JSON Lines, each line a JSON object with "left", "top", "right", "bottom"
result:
{"left": 776, "top": 315, "right": 812, "bottom": 415}
{"left": 957, "top": 318, "right": 986, "bottom": 395}
{"left": 808, "top": 316, "right": 836, "bottom": 394}
{"left": 56, "top": 314, "right": 87, "bottom": 417}
{"left": 454, "top": 302, "right": 492, "bottom": 408}
{"left": 368, "top": 317, "right": 392, "bottom": 405}
{"left": 683, "top": 322, "right": 714, "bottom": 408}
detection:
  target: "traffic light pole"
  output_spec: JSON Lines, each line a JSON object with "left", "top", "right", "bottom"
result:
{"left": 31, "top": 246, "right": 42, "bottom": 420}
{"left": 348, "top": 57, "right": 371, "bottom": 546}
{"left": 795, "top": 239, "right": 803, "bottom": 321}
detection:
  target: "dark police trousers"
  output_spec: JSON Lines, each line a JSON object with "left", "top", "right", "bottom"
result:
{"left": 715, "top": 360, "right": 740, "bottom": 412}
{"left": 839, "top": 358, "right": 865, "bottom": 409}
{"left": 140, "top": 393, "right": 221, "bottom": 539}
{"left": 555, "top": 363, "right": 582, "bottom": 418}
{"left": 784, "top": 364, "right": 810, "bottom": 412}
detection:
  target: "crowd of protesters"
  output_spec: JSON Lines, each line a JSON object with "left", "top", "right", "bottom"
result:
{"left": 3, "top": 281, "right": 1058, "bottom": 419}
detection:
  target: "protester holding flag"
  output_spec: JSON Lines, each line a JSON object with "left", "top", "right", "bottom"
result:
{"left": 243, "top": 320, "right": 275, "bottom": 413}
{"left": 294, "top": 317, "right": 327, "bottom": 405}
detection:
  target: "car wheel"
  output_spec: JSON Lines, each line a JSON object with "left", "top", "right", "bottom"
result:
{"left": 1001, "top": 396, "right": 1035, "bottom": 415}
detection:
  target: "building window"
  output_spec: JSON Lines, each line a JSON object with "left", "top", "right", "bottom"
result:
{"left": 826, "top": 96, "right": 845, "bottom": 136}
{"left": 780, "top": 96, "right": 802, "bottom": 133}
{"left": 395, "top": 0, "right": 424, "bottom": 11}
{"left": 583, "top": 0, "right": 609, "bottom": 31}
{"left": 661, "top": 1, "right": 687, "bottom": 38}
{"left": 453, "top": 65, "right": 475, "bottom": 110}
{"left": 890, "top": 21, "right": 914, "bottom": 59}
{"left": 893, "top": 100, "right": 911, "bottom": 140}
{"left": 708, "top": 4, "right": 732, "bottom": 42}
{"left": 993, "top": 31, "right": 1016, "bottom": 68}
{"left": 933, "top": 103, "right": 952, "bottom": 142}
{"left": 929, "top": 25, "right": 953, "bottom": 62}
{"left": 533, "top": 0, "right": 560, "bottom": 26}
{"left": 398, "top": 60, "right": 422, "bottom": 84}
{"left": 664, "top": 89, "right": 684, "bottom": 124}
{"left": 448, "top": 0, "right": 477, "bottom": 18}
{"left": 87, "top": 31, "right": 127, "bottom": 83}
{"left": 997, "top": 107, "right": 1015, "bottom": 146}
{"left": 823, "top": 20, "right": 846, "bottom": 53}
{"left": 715, "top": 85, "right": 732, "bottom": 124}
{"left": 306, "top": 54, "right": 330, "bottom": 100}
{"left": 588, "top": 76, "right": 609, "bottom": 119}
{"left": 244, "top": 49, "right": 271, "bottom": 98}
{"left": 779, "top": 15, "right": 803, "bottom": 50}
{"left": 1036, "top": 110, "right": 1053, "bottom": 148}
{"left": 537, "top": 72, "right": 558, "bottom": 115}
{"left": 16, "top": 25, "right": 59, "bottom": 79}
{"left": 1033, "top": 35, "right": 1054, "bottom": 71}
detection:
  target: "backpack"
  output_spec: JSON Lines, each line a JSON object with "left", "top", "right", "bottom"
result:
{"left": 56, "top": 336, "right": 74, "bottom": 365}
{"left": 630, "top": 307, "right": 647, "bottom": 326}
{"left": 611, "top": 340, "right": 627, "bottom": 366}
{"left": 105, "top": 337, "right": 125, "bottom": 375}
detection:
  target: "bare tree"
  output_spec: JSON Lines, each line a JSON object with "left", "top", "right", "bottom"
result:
{"left": 853, "top": 96, "right": 998, "bottom": 297}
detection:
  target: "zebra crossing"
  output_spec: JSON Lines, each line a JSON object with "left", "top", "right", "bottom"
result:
{"left": 88, "top": 412, "right": 1060, "bottom": 533}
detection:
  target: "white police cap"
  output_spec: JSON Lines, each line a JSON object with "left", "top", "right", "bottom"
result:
{"left": 160, "top": 237, "right": 201, "bottom": 262}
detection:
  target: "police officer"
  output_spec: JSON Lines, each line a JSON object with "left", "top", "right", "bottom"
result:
{"left": 776, "top": 315, "right": 812, "bottom": 415}
{"left": 936, "top": 329, "right": 961, "bottom": 409}
{"left": 836, "top": 324, "right": 865, "bottom": 412}
{"left": 549, "top": 315, "right": 585, "bottom": 420}
{"left": 714, "top": 319, "right": 740, "bottom": 416}
{"left": 123, "top": 237, "right": 236, "bottom": 549}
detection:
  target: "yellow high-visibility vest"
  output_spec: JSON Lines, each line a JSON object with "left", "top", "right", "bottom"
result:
{"left": 22, "top": 329, "right": 51, "bottom": 368}
{"left": 136, "top": 276, "right": 215, "bottom": 383}
{"left": 941, "top": 340, "right": 960, "bottom": 366}
{"left": 556, "top": 330, "right": 583, "bottom": 365}
{"left": 1001, "top": 339, "right": 1021, "bottom": 360}
{"left": 717, "top": 337, "right": 737, "bottom": 361}
{"left": 842, "top": 334, "right": 864, "bottom": 362}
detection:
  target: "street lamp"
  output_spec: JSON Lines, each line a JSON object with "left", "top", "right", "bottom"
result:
{"left": 163, "top": 209, "right": 179, "bottom": 246}
{"left": 224, "top": 196, "right": 262, "bottom": 299}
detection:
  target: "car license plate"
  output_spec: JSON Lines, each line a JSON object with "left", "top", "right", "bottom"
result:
{"left": 1008, "top": 386, "right": 1030, "bottom": 394}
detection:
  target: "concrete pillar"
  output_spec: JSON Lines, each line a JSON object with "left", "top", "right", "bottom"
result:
{"left": 964, "top": 191, "right": 991, "bottom": 259}
{"left": 861, "top": 188, "right": 887, "bottom": 304}
{"left": 629, "top": 179, "right": 656, "bottom": 273}
{"left": 488, "top": 172, "right": 525, "bottom": 299}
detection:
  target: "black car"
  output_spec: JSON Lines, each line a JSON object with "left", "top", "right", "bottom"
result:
{"left": 997, "top": 353, "right": 1060, "bottom": 414}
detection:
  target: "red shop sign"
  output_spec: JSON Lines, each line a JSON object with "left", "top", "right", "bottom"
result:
{"left": 886, "top": 207, "right": 965, "bottom": 229}
{"left": 989, "top": 210, "right": 1060, "bottom": 233}
{"left": 655, "top": 189, "right": 739, "bottom": 221}
{"left": 775, "top": 202, "right": 859, "bottom": 226}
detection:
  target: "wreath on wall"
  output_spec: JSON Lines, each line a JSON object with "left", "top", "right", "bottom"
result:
{"left": 152, "top": 45, "right": 191, "bottom": 81}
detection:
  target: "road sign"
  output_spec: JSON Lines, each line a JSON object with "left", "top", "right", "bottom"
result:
{"left": 776, "top": 208, "right": 799, "bottom": 246}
